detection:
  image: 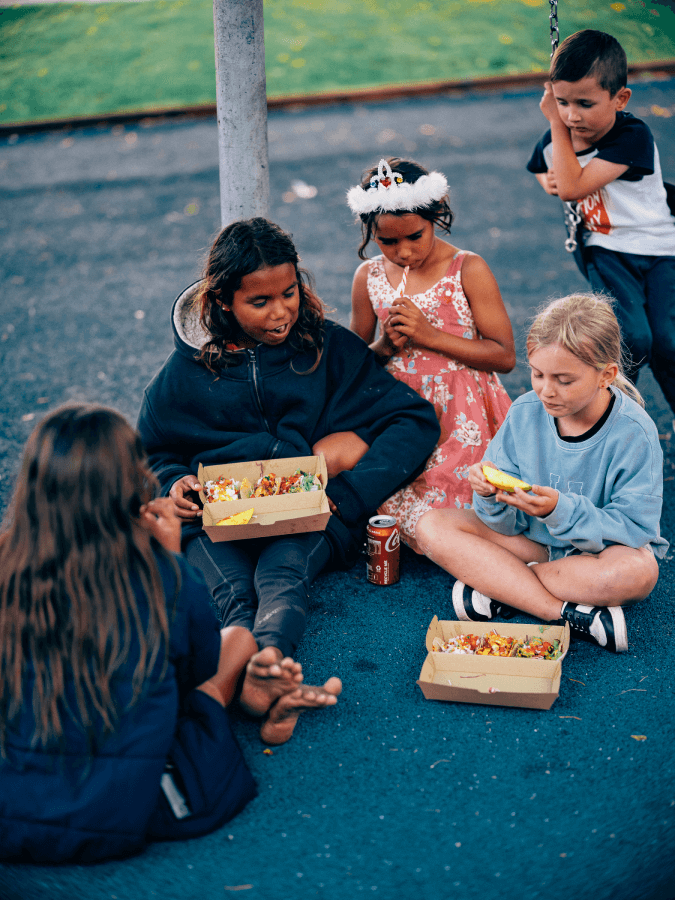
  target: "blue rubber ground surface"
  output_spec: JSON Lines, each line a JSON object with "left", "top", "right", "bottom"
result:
{"left": 1, "top": 80, "right": 674, "bottom": 900}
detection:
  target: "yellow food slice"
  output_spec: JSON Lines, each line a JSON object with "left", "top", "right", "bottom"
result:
{"left": 216, "top": 508, "right": 255, "bottom": 526}
{"left": 240, "top": 477, "right": 252, "bottom": 499}
{"left": 482, "top": 465, "right": 531, "bottom": 493}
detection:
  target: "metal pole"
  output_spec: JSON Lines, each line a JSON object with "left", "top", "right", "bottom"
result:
{"left": 212, "top": 0, "right": 270, "bottom": 225}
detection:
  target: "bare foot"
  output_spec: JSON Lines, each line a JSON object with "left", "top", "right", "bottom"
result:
{"left": 239, "top": 646, "right": 304, "bottom": 717}
{"left": 260, "top": 676, "right": 342, "bottom": 746}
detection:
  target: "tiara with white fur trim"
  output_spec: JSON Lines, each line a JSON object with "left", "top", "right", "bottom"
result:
{"left": 346, "top": 159, "right": 449, "bottom": 216}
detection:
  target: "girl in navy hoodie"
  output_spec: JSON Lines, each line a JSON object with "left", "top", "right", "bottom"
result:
{"left": 137, "top": 218, "right": 440, "bottom": 744}
{"left": 0, "top": 405, "right": 257, "bottom": 863}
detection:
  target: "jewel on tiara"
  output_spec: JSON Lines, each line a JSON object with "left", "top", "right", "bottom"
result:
{"left": 346, "top": 158, "right": 449, "bottom": 216}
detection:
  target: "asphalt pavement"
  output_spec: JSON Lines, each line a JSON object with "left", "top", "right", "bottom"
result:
{"left": 1, "top": 78, "right": 675, "bottom": 900}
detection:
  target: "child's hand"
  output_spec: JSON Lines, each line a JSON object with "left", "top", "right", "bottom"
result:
{"left": 498, "top": 484, "right": 558, "bottom": 518}
{"left": 381, "top": 314, "right": 408, "bottom": 353}
{"left": 539, "top": 82, "right": 562, "bottom": 125}
{"left": 139, "top": 497, "right": 182, "bottom": 553}
{"left": 468, "top": 461, "right": 497, "bottom": 497}
{"left": 169, "top": 474, "right": 203, "bottom": 519}
{"left": 542, "top": 169, "right": 559, "bottom": 196}
{"left": 390, "top": 297, "right": 438, "bottom": 350}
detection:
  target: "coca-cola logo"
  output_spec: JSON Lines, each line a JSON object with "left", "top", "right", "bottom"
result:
{"left": 385, "top": 530, "right": 400, "bottom": 553}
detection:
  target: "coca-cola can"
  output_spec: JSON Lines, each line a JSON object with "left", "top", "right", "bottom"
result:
{"left": 366, "top": 515, "right": 400, "bottom": 585}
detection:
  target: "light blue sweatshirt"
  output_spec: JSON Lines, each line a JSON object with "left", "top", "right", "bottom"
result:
{"left": 473, "top": 387, "right": 669, "bottom": 560}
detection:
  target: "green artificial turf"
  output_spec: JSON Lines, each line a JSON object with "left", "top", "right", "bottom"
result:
{"left": 1, "top": 0, "right": 675, "bottom": 125}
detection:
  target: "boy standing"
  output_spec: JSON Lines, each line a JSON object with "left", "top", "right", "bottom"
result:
{"left": 527, "top": 30, "right": 675, "bottom": 415}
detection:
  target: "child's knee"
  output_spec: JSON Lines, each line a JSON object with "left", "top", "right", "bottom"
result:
{"left": 630, "top": 548, "right": 659, "bottom": 600}
{"left": 415, "top": 510, "right": 440, "bottom": 551}
{"left": 604, "top": 546, "right": 659, "bottom": 602}
{"left": 416, "top": 508, "right": 469, "bottom": 553}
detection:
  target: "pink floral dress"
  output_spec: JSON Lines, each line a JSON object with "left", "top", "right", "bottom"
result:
{"left": 367, "top": 250, "right": 512, "bottom": 552}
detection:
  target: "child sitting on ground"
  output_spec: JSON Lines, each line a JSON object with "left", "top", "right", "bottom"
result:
{"left": 0, "top": 405, "right": 257, "bottom": 863}
{"left": 527, "top": 29, "right": 675, "bottom": 415}
{"left": 348, "top": 157, "right": 514, "bottom": 551}
{"left": 416, "top": 293, "right": 669, "bottom": 653}
{"left": 138, "top": 218, "right": 440, "bottom": 742}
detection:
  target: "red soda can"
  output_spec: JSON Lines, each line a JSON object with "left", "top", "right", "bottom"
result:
{"left": 366, "top": 515, "right": 400, "bottom": 585}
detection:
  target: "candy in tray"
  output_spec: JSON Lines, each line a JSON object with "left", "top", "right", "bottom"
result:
{"left": 198, "top": 455, "right": 330, "bottom": 543}
{"left": 204, "top": 470, "right": 321, "bottom": 503}
{"left": 418, "top": 617, "right": 570, "bottom": 710}
{"left": 431, "top": 629, "right": 563, "bottom": 660}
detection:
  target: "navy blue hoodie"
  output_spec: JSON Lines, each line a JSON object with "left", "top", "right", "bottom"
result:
{"left": 137, "top": 283, "right": 440, "bottom": 566}
{"left": 0, "top": 555, "right": 255, "bottom": 863}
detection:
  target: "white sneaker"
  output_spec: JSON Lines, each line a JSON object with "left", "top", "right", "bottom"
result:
{"left": 452, "top": 581, "right": 517, "bottom": 622}
{"left": 560, "top": 602, "right": 628, "bottom": 653}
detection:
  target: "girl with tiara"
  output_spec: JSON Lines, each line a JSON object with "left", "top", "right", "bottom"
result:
{"left": 348, "top": 157, "right": 516, "bottom": 552}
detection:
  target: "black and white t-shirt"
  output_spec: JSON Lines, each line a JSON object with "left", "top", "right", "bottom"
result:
{"left": 527, "top": 111, "right": 675, "bottom": 256}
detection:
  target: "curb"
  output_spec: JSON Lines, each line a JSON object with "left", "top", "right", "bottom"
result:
{"left": 1, "top": 61, "right": 674, "bottom": 136}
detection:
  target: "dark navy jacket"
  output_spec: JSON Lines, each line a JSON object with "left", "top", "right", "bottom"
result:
{"left": 137, "top": 283, "right": 440, "bottom": 565}
{"left": 0, "top": 555, "right": 222, "bottom": 863}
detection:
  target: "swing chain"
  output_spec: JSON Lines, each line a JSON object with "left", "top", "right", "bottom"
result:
{"left": 563, "top": 201, "right": 581, "bottom": 253}
{"left": 549, "top": 0, "right": 559, "bottom": 58}
{"left": 549, "top": 0, "right": 580, "bottom": 254}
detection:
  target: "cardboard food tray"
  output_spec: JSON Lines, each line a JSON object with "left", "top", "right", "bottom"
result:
{"left": 198, "top": 455, "right": 330, "bottom": 542}
{"left": 417, "top": 617, "right": 571, "bottom": 710}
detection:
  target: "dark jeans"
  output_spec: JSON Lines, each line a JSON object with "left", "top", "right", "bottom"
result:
{"left": 585, "top": 246, "right": 675, "bottom": 413}
{"left": 185, "top": 531, "right": 332, "bottom": 659}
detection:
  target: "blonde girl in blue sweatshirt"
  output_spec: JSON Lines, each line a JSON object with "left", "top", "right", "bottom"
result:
{"left": 416, "top": 293, "right": 668, "bottom": 652}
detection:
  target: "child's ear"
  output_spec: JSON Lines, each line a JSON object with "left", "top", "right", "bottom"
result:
{"left": 600, "top": 362, "right": 620, "bottom": 388}
{"left": 614, "top": 87, "right": 631, "bottom": 112}
{"left": 208, "top": 290, "right": 230, "bottom": 311}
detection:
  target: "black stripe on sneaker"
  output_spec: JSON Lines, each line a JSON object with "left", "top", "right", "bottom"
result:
{"left": 464, "top": 585, "right": 489, "bottom": 622}
{"left": 602, "top": 607, "right": 628, "bottom": 653}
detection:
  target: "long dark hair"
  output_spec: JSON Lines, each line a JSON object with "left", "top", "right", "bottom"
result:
{"left": 356, "top": 157, "right": 454, "bottom": 259}
{"left": 197, "top": 218, "right": 326, "bottom": 373}
{"left": 0, "top": 405, "right": 175, "bottom": 753}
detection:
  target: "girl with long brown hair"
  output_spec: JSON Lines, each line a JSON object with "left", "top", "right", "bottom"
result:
{"left": 0, "top": 404, "right": 256, "bottom": 863}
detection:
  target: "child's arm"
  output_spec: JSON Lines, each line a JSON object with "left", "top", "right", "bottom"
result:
{"left": 538, "top": 451, "right": 665, "bottom": 555}
{"left": 539, "top": 82, "right": 628, "bottom": 202}
{"left": 535, "top": 171, "right": 559, "bottom": 196}
{"left": 389, "top": 255, "right": 515, "bottom": 373}
{"left": 138, "top": 496, "right": 182, "bottom": 552}
{"left": 350, "top": 261, "right": 407, "bottom": 362}
{"left": 319, "top": 326, "right": 440, "bottom": 524}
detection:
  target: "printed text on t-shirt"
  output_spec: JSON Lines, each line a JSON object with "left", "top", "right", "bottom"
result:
{"left": 578, "top": 190, "right": 611, "bottom": 234}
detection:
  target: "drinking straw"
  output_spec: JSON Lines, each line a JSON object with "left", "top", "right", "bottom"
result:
{"left": 398, "top": 265, "right": 409, "bottom": 297}
{"left": 396, "top": 266, "right": 412, "bottom": 357}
